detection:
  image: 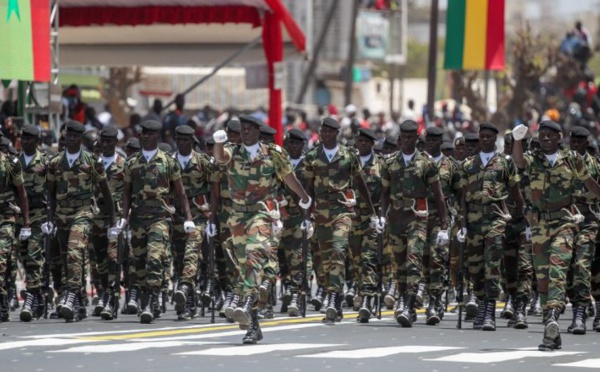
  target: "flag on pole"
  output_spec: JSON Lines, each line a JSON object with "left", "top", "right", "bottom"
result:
{"left": 444, "top": 0, "right": 505, "bottom": 71}
{"left": 0, "top": 0, "right": 51, "bottom": 82}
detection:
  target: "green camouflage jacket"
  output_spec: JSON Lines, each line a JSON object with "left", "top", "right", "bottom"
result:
{"left": 173, "top": 150, "right": 215, "bottom": 218}
{"left": 0, "top": 152, "right": 24, "bottom": 218}
{"left": 382, "top": 150, "right": 439, "bottom": 202}
{"left": 461, "top": 152, "right": 520, "bottom": 204}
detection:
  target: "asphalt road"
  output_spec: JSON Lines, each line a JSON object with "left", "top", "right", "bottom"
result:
{"left": 1, "top": 299, "right": 599, "bottom": 372}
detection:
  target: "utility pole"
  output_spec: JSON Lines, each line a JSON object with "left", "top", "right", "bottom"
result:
{"left": 426, "top": 0, "right": 439, "bottom": 125}
{"left": 344, "top": 0, "right": 360, "bottom": 106}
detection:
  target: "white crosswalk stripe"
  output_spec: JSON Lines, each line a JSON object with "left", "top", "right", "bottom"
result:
{"left": 175, "top": 343, "right": 341, "bottom": 356}
{"left": 554, "top": 359, "right": 600, "bottom": 369}
{"left": 297, "top": 346, "right": 465, "bottom": 358}
{"left": 49, "top": 341, "right": 223, "bottom": 353}
{"left": 423, "top": 348, "right": 586, "bottom": 363}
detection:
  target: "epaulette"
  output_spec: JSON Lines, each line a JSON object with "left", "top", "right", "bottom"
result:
{"left": 269, "top": 143, "right": 283, "bottom": 153}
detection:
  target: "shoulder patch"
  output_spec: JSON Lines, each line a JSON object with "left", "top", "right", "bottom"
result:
{"left": 270, "top": 144, "right": 283, "bottom": 153}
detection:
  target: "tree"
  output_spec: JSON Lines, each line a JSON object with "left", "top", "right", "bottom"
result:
{"left": 100, "top": 67, "right": 142, "bottom": 127}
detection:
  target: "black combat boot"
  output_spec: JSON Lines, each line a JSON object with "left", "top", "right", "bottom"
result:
{"left": 258, "top": 289, "right": 275, "bottom": 320}
{"left": 465, "top": 293, "right": 478, "bottom": 321}
{"left": 178, "top": 289, "right": 197, "bottom": 321}
{"left": 393, "top": 295, "right": 405, "bottom": 319}
{"left": 344, "top": 281, "right": 355, "bottom": 309}
{"left": 174, "top": 283, "right": 192, "bottom": 314}
{"left": 234, "top": 295, "right": 255, "bottom": 329}
{"left": 586, "top": 302, "right": 595, "bottom": 318}
{"left": 481, "top": 299, "right": 496, "bottom": 331}
{"left": 568, "top": 305, "right": 587, "bottom": 335}
{"left": 8, "top": 286, "right": 19, "bottom": 311}
{"left": 358, "top": 295, "right": 372, "bottom": 323}
{"left": 539, "top": 308, "right": 562, "bottom": 351}
{"left": 126, "top": 287, "right": 140, "bottom": 314}
{"left": 74, "top": 292, "right": 87, "bottom": 322}
{"left": 92, "top": 290, "right": 108, "bottom": 317}
{"left": 529, "top": 291, "right": 542, "bottom": 316}
{"left": 281, "top": 281, "right": 292, "bottom": 313}
{"left": 426, "top": 294, "right": 441, "bottom": 325}
{"left": 220, "top": 292, "right": 234, "bottom": 318}
{"left": 473, "top": 300, "right": 486, "bottom": 330}
{"left": 288, "top": 292, "right": 300, "bottom": 317}
{"left": 242, "top": 309, "right": 263, "bottom": 344}
{"left": 415, "top": 283, "right": 425, "bottom": 309}
{"left": 201, "top": 278, "right": 214, "bottom": 307}
{"left": 311, "top": 286, "right": 325, "bottom": 311}
{"left": 225, "top": 294, "right": 240, "bottom": 321}
{"left": 0, "top": 294, "right": 10, "bottom": 322}
{"left": 258, "top": 280, "right": 271, "bottom": 304}
{"left": 501, "top": 295, "right": 515, "bottom": 320}
{"left": 511, "top": 295, "right": 529, "bottom": 329}
{"left": 396, "top": 294, "right": 416, "bottom": 327}
{"left": 384, "top": 279, "right": 397, "bottom": 310}
{"left": 20, "top": 289, "right": 40, "bottom": 322}
{"left": 101, "top": 288, "right": 118, "bottom": 321}
{"left": 593, "top": 301, "right": 600, "bottom": 332}
{"left": 140, "top": 291, "right": 156, "bottom": 324}
{"left": 324, "top": 292, "right": 342, "bottom": 324}
{"left": 60, "top": 290, "right": 78, "bottom": 320}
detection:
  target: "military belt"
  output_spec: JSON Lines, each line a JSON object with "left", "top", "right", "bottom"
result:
{"left": 469, "top": 203, "right": 501, "bottom": 214}
{"left": 231, "top": 203, "right": 264, "bottom": 213}
{"left": 536, "top": 209, "right": 568, "bottom": 221}
{"left": 221, "top": 198, "right": 232, "bottom": 207}
{"left": 57, "top": 199, "right": 91, "bottom": 208}
{"left": 391, "top": 199, "right": 415, "bottom": 210}
{"left": 315, "top": 193, "right": 342, "bottom": 202}
{"left": 28, "top": 195, "right": 46, "bottom": 209}
{"left": 133, "top": 199, "right": 165, "bottom": 208}
{"left": 573, "top": 196, "right": 589, "bottom": 205}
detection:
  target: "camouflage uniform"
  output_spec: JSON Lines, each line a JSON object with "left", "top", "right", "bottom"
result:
{"left": 522, "top": 149, "right": 589, "bottom": 311}
{"left": 222, "top": 142, "right": 292, "bottom": 298}
{"left": 0, "top": 153, "right": 24, "bottom": 295}
{"left": 303, "top": 144, "right": 361, "bottom": 294}
{"left": 172, "top": 150, "right": 215, "bottom": 287}
{"left": 124, "top": 149, "right": 180, "bottom": 293}
{"left": 349, "top": 153, "right": 384, "bottom": 297}
{"left": 462, "top": 153, "right": 519, "bottom": 301}
{"left": 382, "top": 150, "right": 438, "bottom": 297}
{"left": 17, "top": 150, "right": 47, "bottom": 291}
{"left": 47, "top": 150, "right": 106, "bottom": 292}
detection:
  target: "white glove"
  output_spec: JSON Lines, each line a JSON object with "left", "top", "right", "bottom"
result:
{"left": 375, "top": 217, "right": 386, "bottom": 234}
{"left": 41, "top": 222, "right": 55, "bottom": 235}
{"left": 298, "top": 196, "right": 312, "bottom": 210}
{"left": 19, "top": 227, "right": 31, "bottom": 241}
{"left": 300, "top": 220, "right": 314, "bottom": 239}
{"left": 525, "top": 226, "right": 532, "bottom": 242}
{"left": 512, "top": 124, "right": 529, "bottom": 141}
{"left": 272, "top": 219, "right": 283, "bottom": 235}
{"left": 184, "top": 220, "right": 196, "bottom": 234}
{"left": 338, "top": 190, "right": 357, "bottom": 208}
{"left": 116, "top": 218, "right": 128, "bottom": 230}
{"left": 107, "top": 227, "right": 120, "bottom": 241}
{"left": 206, "top": 223, "right": 217, "bottom": 238}
{"left": 457, "top": 227, "right": 467, "bottom": 243}
{"left": 437, "top": 230, "right": 449, "bottom": 246}
{"left": 370, "top": 215, "right": 379, "bottom": 229}
{"left": 213, "top": 130, "right": 228, "bottom": 144}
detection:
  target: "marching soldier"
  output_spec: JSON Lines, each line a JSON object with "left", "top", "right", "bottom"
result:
{"left": 303, "top": 117, "right": 378, "bottom": 324}
{"left": 348, "top": 128, "right": 384, "bottom": 323}
{"left": 91, "top": 126, "right": 125, "bottom": 320}
{"left": 380, "top": 120, "right": 448, "bottom": 327}
{"left": 172, "top": 125, "right": 215, "bottom": 321}
{"left": 212, "top": 115, "right": 311, "bottom": 344}
{"left": 459, "top": 123, "right": 524, "bottom": 332}
{"left": 18, "top": 125, "right": 48, "bottom": 322}
{"left": 512, "top": 121, "right": 600, "bottom": 350}
{"left": 423, "top": 126, "right": 461, "bottom": 325}
{"left": 46, "top": 121, "right": 116, "bottom": 322}
{"left": 119, "top": 120, "right": 195, "bottom": 324}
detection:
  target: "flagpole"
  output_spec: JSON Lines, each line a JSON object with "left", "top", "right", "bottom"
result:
{"left": 426, "top": 0, "right": 439, "bottom": 126}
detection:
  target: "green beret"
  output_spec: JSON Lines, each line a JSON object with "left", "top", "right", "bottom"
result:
{"left": 100, "top": 125, "right": 118, "bottom": 138}
{"left": 357, "top": 128, "right": 376, "bottom": 141}
{"left": 464, "top": 133, "right": 479, "bottom": 142}
{"left": 384, "top": 137, "right": 397, "bottom": 147}
{"left": 66, "top": 120, "right": 85, "bottom": 133}
{"left": 22, "top": 125, "right": 40, "bottom": 137}
{"left": 400, "top": 120, "right": 418, "bottom": 133}
{"left": 539, "top": 120, "right": 561, "bottom": 133}
{"left": 239, "top": 115, "right": 263, "bottom": 128}
{"left": 426, "top": 126, "right": 444, "bottom": 137}
{"left": 205, "top": 136, "right": 215, "bottom": 145}
{"left": 454, "top": 137, "right": 465, "bottom": 146}
{"left": 260, "top": 124, "right": 277, "bottom": 135}
{"left": 226, "top": 119, "right": 241, "bottom": 133}
{"left": 175, "top": 125, "right": 195, "bottom": 136}
{"left": 322, "top": 117, "right": 341, "bottom": 130}
{"left": 441, "top": 141, "right": 454, "bottom": 150}
{"left": 286, "top": 129, "right": 307, "bottom": 141}
{"left": 479, "top": 122, "right": 499, "bottom": 134}
{"left": 126, "top": 137, "right": 140, "bottom": 149}
{"left": 141, "top": 120, "right": 162, "bottom": 132}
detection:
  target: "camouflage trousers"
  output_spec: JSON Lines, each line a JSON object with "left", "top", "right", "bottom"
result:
{"left": 532, "top": 219, "right": 575, "bottom": 310}
{"left": 172, "top": 215, "right": 205, "bottom": 287}
{"left": 591, "top": 239, "right": 600, "bottom": 299}
{"left": 388, "top": 209, "right": 426, "bottom": 295}
{"left": 55, "top": 209, "right": 92, "bottom": 291}
{"left": 466, "top": 213, "right": 506, "bottom": 300}
{"left": 348, "top": 215, "right": 378, "bottom": 295}
{"left": 217, "top": 207, "right": 237, "bottom": 292}
{"left": 129, "top": 217, "right": 170, "bottom": 292}
{"left": 311, "top": 234, "right": 325, "bottom": 287}
{"left": 423, "top": 213, "right": 449, "bottom": 294}
{"left": 227, "top": 211, "right": 272, "bottom": 297}
{"left": 382, "top": 227, "right": 395, "bottom": 284}
{"left": 449, "top": 214, "right": 470, "bottom": 289}
{"left": 263, "top": 222, "right": 282, "bottom": 283}
{"left": 314, "top": 213, "right": 352, "bottom": 294}
{"left": 502, "top": 216, "right": 533, "bottom": 298}
{"left": 17, "top": 219, "right": 45, "bottom": 290}
{"left": 90, "top": 216, "right": 119, "bottom": 290}
{"left": 280, "top": 213, "right": 313, "bottom": 291}
{"left": 566, "top": 217, "right": 596, "bottom": 307}
{"left": 0, "top": 218, "right": 15, "bottom": 295}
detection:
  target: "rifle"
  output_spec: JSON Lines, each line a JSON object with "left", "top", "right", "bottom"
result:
{"left": 42, "top": 218, "right": 52, "bottom": 319}
{"left": 207, "top": 234, "right": 216, "bottom": 323}
{"left": 456, "top": 223, "right": 466, "bottom": 330}
{"left": 120, "top": 229, "right": 131, "bottom": 314}
{"left": 375, "top": 231, "right": 384, "bottom": 320}
{"left": 300, "top": 219, "right": 309, "bottom": 318}
{"left": 113, "top": 230, "right": 127, "bottom": 319}
{"left": 444, "top": 206, "right": 456, "bottom": 313}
